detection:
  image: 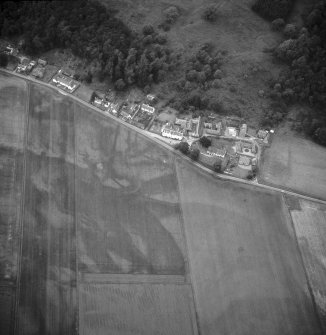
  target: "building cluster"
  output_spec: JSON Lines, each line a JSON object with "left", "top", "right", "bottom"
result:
{"left": 51, "top": 70, "right": 79, "bottom": 93}
{"left": 161, "top": 116, "right": 201, "bottom": 141}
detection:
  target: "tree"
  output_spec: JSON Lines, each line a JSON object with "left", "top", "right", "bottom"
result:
{"left": 314, "top": 127, "right": 326, "bottom": 146}
{"left": 202, "top": 5, "right": 219, "bottom": 22}
{"left": 85, "top": 71, "right": 93, "bottom": 84}
{"left": 189, "top": 148, "right": 200, "bottom": 160}
{"left": 114, "top": 78, "right": 126, "bottom": 90}
{"left": 271, "top": 18, "right": 285, "bottom": 31}
{"left": 163, "top": 6, "right": 180, "bottom": 24}
{"left": 0, "top": 53, "right": 8, "bottom": 67}
{"left": 176, "top": 142, "right": 189, "bottom": 155}
{"left": 213, "top": 159, "right": 223, "bottom": 172}
{"left": 199, "top": 136, "right": 211, "bottom": 148}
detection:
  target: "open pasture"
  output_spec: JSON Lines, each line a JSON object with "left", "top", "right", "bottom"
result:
{"left": 261, "top": 125, "right": 326, "bottom": 200}
{"left": 176, "top": 159, "right": 322, "bottom": 335}
{"left": 288, "top": 199, "right": 326, "bottom": 332}
{"left": 75, "top": 107, "right": 186, "bottom": 275}
{"left": 79, "top": 282, "right": 197, "bottom": 335}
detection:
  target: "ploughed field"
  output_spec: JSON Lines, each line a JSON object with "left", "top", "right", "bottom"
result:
{"left": 0, "top": 72, "right": 323, "bottom": 335}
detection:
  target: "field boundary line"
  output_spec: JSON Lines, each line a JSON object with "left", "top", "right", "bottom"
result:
{"left": 174, "top": 160, "right": 200, "bottom": 335}
{"left": 81, "top": 273, "right": 187, "bottom": 284}
{"left": 13, "top": 81, "right": 30, "bottom": 335}
{"left": 1, "top": 69, "right": 326, "bottom": 206}
{"left": 282, "top": 194, "right": 325, "bottom": 334}
{"left": 73, "top": 102, "right": 79, "bottom": 335}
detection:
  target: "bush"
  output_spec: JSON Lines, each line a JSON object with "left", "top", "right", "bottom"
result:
{"left": 199, "top": 136, "right": 211, "bottom": 148}
{"left": 202, "top": 5, "right": 219, "bottom": 22}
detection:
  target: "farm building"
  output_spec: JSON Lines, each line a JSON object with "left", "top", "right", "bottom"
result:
{"left": 38, "top": 58, "right": 47, "bottom": 66}
{"left": 175, "top": 116, "right": 201, "bottom": 138}
{"left": 239, "top": 124, "right": 247, "bottom": 138}
{"left": 225, "top": 127, "right": 238, "bottom": 137}
{"left": 206, "top": 146, "right": 227, "bottom": 158}
{"left": 203, "top": 121, "right": 222, "bottom": 136}
{"left": 141, "top": 103, "right": 155, "bottom": 114}
{"left": 52, "top": 74, "right": 78, "bottom": 92}
{"left": 161, "top": 124, "right": 183, "bottom": 140}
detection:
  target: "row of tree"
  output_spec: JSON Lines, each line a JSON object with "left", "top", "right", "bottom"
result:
{"left": 269, "top": 0, "right": 326, "bottom": 145}
{"left": 0, "top": 0, "right": 177, "bottom": 89}
{"left": 252, "top": 0, "right": 296, "bottom": 20}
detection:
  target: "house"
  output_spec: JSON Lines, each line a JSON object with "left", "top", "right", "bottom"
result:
{"left": 207, "top": 146, "right": 227, "bottom": 158}
{"left": 38, "top": 59, "right": 47, "bottom": 66}
{"left": 236, "top": 141, "right": 256, "bottom": 156}
{"left": 225, "top": 127, "right": 238, "bottom": 137}
{"left": 257, "top": 130, "right": 268, "bottom": 139}
{"left": 31, "top": 67, "right": 45, "bottom": 78}
{"left": 52, "top": 74, "right": 77, "bottom": 91}
{"left": 203, "top": 121, "right": 221, "bottom": 136}
{"left": 175, "top": 117, "right": 201, "bottom": 138}
{"left": 239, "top": 124, "right": 247, "bottom": 138}
{"left": 16, "top": 58, "right": 30, "bottom": 73}
{"left": 239, "top": 156, "right": 251, "bottom": 166}
{"left": 141, "top": 103, "right": 155, "bottom": 114}
{"left": 161, "top": 124, "right": 183, "bottom": 141}
{"left": 146, "top": 94, "right": 156, "bottom": 103}
{"left": 94, "top": 97, "right": 103, "bottom": 106}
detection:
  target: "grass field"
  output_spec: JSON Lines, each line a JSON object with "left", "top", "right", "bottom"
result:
{"left": 260, "top": 125, "right": 326, "bottom": 200}
{"left": 287, "top": 198, "right": 326, "bottom": 332}
{"left": 176, "top": 159, "right": 321, "bottom": 335}
{"left": 0, "top": 73, "right": 27, "bottom": 334}
{"left": 79, "top": 283, "right": 197, "bottom": 335}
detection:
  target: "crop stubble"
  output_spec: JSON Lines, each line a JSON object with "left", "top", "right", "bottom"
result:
{"left": 17, "top": 84, "right": 76, "bottom": 335}
{"left": 0, "top": 74, "right": 27, "bottom": 335}
{"left": 176, "top": 159, "right": 321, "bottom": 335}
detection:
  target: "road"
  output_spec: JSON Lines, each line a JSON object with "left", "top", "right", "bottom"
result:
{"left": 1, "top": 68, "right": 326, "bottom": 206}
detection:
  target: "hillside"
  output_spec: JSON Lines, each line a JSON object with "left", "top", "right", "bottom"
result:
{"left": 100, "top": 0, "right": 284, "bottom": 125}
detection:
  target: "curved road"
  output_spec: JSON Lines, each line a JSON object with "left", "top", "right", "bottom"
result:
{"left": 1, "top": 68, "right": 326, "bottom": 205}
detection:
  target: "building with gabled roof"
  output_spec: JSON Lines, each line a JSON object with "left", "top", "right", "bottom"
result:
{"left": 141, "top": 103, "right": 155, "bottom": 114}
{"left": 239, "top": 124, "right": 247, "bottom": 138}
{"left": 207, "top": 146, "right": 226, "bottom": 158}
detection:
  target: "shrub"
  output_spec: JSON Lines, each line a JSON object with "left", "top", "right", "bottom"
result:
{"left": 271, "top": 18, "right": 285, "bottom": 31}
{"left": 202, "top": 5, "right": 219, "bottom": 22}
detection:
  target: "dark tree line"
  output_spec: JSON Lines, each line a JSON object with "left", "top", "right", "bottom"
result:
{"left": 0, "top": 0, "right": 175, "bottom": 89}
{"left": 267, "top": 0, "right": 326, "bottom": 145}
{"left": 252, "top": 0, "right": 296, "bottom": 20}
